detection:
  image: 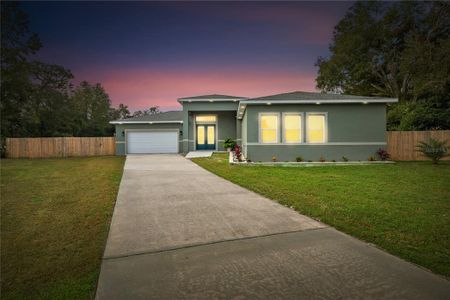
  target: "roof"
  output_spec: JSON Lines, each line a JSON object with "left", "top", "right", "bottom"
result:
{"left": 178, "top": 94, "right": 247, "bottom": 102}
{"left": 109, "top": 111, "right": 183, "bottom": 124}
{"left": 243, "top": 91, "right": 397, "bottom": 103}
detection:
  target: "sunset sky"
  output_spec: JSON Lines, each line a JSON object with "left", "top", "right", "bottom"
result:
{"left": 23, "top": 1, "right": 352, "bottom": 111}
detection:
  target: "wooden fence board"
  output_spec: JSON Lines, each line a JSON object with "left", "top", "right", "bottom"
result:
{"left": 386, "top": 130, "right": 450, "bottom": 161}
{"left": 5, "top": 137, "right": 115, "bottom": 158}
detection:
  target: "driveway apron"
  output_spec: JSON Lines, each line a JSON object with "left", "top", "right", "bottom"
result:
{"left": 96, "top": 154, "right": 450, "bottom": 299}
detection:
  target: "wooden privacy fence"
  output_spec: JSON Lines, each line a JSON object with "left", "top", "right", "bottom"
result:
{"left": 6, "top": 137, "right": 115, "bottom": 158}
{"left": 386, "top": 130, "right": 450, "bottom": 161}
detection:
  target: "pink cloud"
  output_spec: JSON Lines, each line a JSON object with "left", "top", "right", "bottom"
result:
{"left": 80, "top": 67, "right": 318, "bottom": 111}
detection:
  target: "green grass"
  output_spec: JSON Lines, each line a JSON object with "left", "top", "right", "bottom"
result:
{"left": 1, "top": 156, "right": 125, "bottom": 300}
{"left": 192, "top": 154, "right": 450, "bottom": 277}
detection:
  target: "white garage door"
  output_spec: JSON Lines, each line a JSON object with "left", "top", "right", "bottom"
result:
{"left": 127, "top": 131, "right": 178, "bottom": 154}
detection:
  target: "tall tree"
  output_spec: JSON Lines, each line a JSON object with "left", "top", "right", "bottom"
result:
{"left": 1, "top": 1, "right": 42, "bottom": 137}
{"left": 71, "top": 81, "right": 113, "bottom": 136}
{"left": 316, "top": 1, "right": 450, "bottom": 130}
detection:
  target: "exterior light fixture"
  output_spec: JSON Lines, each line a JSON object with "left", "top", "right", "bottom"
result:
{"left": 122, "top": 131, "right": 125, "bottom": 137}
{"left": 267, "top": 102, "right": 271, "bottom": 105}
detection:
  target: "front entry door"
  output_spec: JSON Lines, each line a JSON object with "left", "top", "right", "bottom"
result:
{"left": 196, "top": 125, "right": 215, "bottom": 150}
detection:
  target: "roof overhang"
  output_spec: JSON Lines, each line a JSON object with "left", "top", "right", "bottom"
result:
{"left": 109, "top": 120, "right": 183, "bottom": 125}
{"left": 177, "top": 98, "right": 246, "bottom": 103}
{"left": 241, "top": 99, "right": 398, "bottom": 104}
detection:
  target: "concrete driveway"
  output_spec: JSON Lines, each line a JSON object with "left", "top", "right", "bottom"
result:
{"left": 96, "top": 155, "right": 450, "bottom": 299}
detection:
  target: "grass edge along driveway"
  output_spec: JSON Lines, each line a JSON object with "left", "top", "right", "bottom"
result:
{"left": 1, "top": 156, "right": 125, "bottom": 300}
{"left": 192, "top": 153, "right": 450, "bottom": 278}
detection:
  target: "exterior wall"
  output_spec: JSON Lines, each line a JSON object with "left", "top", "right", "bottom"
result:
{"left": 114, "top": 123, "right": 183, "bottom": 155}
{"left": 244, "top": 103, "right": 386, "bottom": 161}
{"left": 241, "top": 112, "right": 248, "bottom": 157}
{"left": 181, "top": 101, "right": 239, "bottom": 152}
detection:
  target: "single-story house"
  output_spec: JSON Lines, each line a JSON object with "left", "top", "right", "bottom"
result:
{"left": 110, "top": 91, "right": 398, "bottom": 161}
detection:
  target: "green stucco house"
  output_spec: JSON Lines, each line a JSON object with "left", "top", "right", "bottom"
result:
{"left": 110, "top": 91, "right": 397, "bottom": 161}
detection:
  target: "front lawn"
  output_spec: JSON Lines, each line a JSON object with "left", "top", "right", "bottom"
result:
{"left": 1, "top": 156, "right": 125, "bottom": 299}
{"left": 192, "top": 154, "right": 450, "bottom": 277}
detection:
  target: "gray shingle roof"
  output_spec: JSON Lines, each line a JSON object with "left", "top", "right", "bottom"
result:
{"left": 111, "top": 111, "right": 183, "bottom": 123}
{"left": 246, "top": 91, "right": 396, "bottom": 102}
{"left": 178, "top": 94, "right": 247, "bottom": 100}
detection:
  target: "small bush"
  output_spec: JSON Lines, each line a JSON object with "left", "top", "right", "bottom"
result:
{"left": 368, "top": 156, "right": 376, "bottom": 161}
{"left": 223, "top": 137, "right": 235, "bottom": 150}
{"left": 342, "top": 156, "right": 349, "bottom": 162}
{"left": 416, "top": 138, "right": 448, "bottom": 164}
{"left": 296, "top": 156, "right": 303, "bottom": 162}
{"left": 272, "top": 155, "right": 277, "bottom": 162}
{"left": 332, "top": 159, "right": 336, "bottom": 162}
{"left": 376, "top": 148, "right": 390, "bottom": 161}
{"left": 319, "top": 155, "right": 326, "bottom": 162}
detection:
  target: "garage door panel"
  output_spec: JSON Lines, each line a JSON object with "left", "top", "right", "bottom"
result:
{"left": 127, "top": 131, "right": 178, "bottom": 154}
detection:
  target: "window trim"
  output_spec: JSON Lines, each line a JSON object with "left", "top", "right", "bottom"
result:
{"left": 306, "top": 112, "right": 328, "bottom": 144}
{"left": 258, "top": 112, "right": 280, "bottom": 144}
{"left": 282, "top": 112, "right": 304, "bottom": 144}
{"left": 195, "top": 115, "right": 217, "bottom": 124}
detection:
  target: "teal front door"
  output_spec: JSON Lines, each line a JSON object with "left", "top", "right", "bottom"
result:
{"left": 196, "top": 125, "right": 215, "bottom": 150}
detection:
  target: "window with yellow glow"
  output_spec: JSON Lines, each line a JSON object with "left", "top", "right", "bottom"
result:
{"left": 283, "top": 114, "right": 302, "bottom": 143}
{"left": 195, "top": 115, "right": 216, "bottom": 123}
{"left": 207, "top": 126, "right": 215, "bottom": 145}
{"left": 197, "top": 126, "right": 205, "bottom": 144}
{"left": 307, "top": 114, "right": 326, "bottom": 143}
{"left": 260, "top": 114, "right": 278, "bottom": 143}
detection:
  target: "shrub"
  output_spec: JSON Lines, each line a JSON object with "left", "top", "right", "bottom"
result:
{"left": 272, "top": 155, "right": 277, "bottom": 162}
{"left": 342, "top": 156, "right": 349, "bottom": 162}
{"left": 319, "top": 155, "right": 326, "bottom": 162}
{"left": 368, "top": 156, "right": 376, "bottom": 161}
{"left": 416, "top": 138, "right": 448, "bottom": 164}
{"left": 376, "top": 148, "right": 390, "bottom": 161}
{"left": 296, "top": 156, "right": 303, "bottom": 162}
{"left": 223, "top": 138, "right": 235, "bottom": 149}
{"left": 332, "top": 159, "right": 336, "bottom": 162}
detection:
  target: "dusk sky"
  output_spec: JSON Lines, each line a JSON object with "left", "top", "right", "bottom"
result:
{"left": 23, "top": 1, "right": 353, "bottom": 111}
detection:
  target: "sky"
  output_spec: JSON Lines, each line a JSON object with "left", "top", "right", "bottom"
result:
{"left": 23, "top": 1, "right": 353, "bottom": 111}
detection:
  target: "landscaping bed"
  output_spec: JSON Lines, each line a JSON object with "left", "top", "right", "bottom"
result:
{"left": 1, "top": 156, "right": 125, "bottom": 300}
{"left": 193, "top": 153, "right": 450, "bottom": 278}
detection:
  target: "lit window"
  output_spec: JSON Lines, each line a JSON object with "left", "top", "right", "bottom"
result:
{"left": 195, "top": 115, "right": 216, "bottom": 123}
{"left": 283, "top": 114, "right": 302, "bottom": 143}
{"left": 260, "top": 114, "right": 279, "bottom": 143}
{"left": 307, "top": 114, "right": 326, "bottom": 143}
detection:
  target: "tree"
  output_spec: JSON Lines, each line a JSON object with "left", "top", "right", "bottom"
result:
{"left": 71, "top": 81, "right": 113, "bottom": 136}
{"left": 316, "top": 1, "right": 450, "bottom": 130}
{"left": 1, "top": 1, "right": 42, "bottom": 138}
{"left": 110, "top": 103, "right": 131, "bottom": 120}
{"left": 132, "top": 106, "right": 160, "bottom": 117}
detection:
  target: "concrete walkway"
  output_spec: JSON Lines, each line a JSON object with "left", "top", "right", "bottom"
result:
{"left": 96, "top": 155, "right": 450, "bottom": 299}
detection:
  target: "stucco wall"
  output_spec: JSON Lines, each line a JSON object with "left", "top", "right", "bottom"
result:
{"left": 181, "top": 101, "right": 239, "bottom": 152}
{"left": 243, "top": 103, "right": 386, "bottom": 161}
{"left": 114, "top": 123, "right": 183, "bottom": 155}
{"left": 184, "top": 110, "right": 237, "bottom": 151}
